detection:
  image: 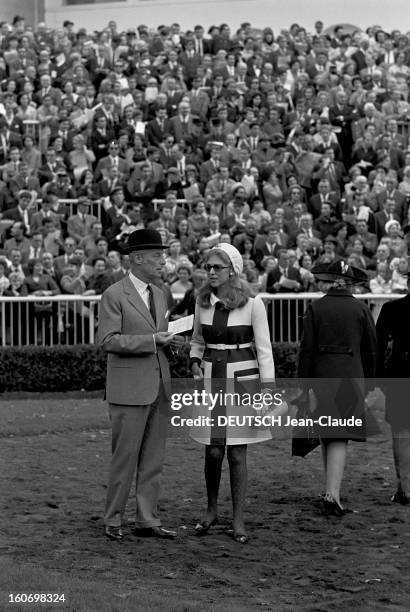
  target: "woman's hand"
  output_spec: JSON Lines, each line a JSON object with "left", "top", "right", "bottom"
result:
{"left": 192, "top": 363, "right": 203, "bottom": 379}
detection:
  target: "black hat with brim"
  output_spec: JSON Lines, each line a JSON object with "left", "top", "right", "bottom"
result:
{"left": 123, "top": 229, "right": 168, "bottom": 253}
{"left": 311, "top": 260, "right": 368, "bottom": 284}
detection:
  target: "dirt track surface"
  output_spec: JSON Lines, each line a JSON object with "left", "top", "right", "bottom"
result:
{"left": 1, "top": 397, "right": 410, "bottom": 611}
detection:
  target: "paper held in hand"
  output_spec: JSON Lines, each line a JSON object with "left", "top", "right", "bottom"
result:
{"left": 168, "top": 315, "right": 194, "bottom": 335}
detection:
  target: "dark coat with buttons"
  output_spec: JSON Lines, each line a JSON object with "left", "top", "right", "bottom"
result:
{"left": 376, "top": 293, "right": 410, "bottom": 429}
{"left": 298, "top": 287, "right": 378, "bottom": 440}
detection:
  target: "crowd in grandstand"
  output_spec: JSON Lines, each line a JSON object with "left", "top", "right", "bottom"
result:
{"left": 0, "top": 14, "right": 410, "bottom": 341}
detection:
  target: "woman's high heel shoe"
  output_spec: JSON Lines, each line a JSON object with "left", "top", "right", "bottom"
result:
{"left": 321, "top": 495, "right": 346, "bottom": 517}
{"left": 194, "top": 517, "right": 218, "bottom": 536}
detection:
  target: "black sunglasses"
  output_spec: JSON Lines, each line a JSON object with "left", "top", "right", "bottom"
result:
{"left": 204, "top": 264, "right": 229, "bottom": 273}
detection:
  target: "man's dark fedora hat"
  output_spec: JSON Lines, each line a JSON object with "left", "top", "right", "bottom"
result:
{"left": 311, "top": 259, "right": 368, "bottom": 283}
{"left": 123, "top": 229, "right": 168, "bottom": 253}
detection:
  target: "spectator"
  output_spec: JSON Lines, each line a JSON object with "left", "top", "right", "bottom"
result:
{"left": 86, "top": 257, "right": 115, "bottom": 295}
{"left": 4, "top": 221, "right": 31, "bottom": 263}
{"left": 169, "top": 263, "right": 193, "bottom": 295}
{"left": 0, "top": 258, "right": 10, "bottom": 295}
{"left": 370, "top": 261, "right": 393, "bottom": 294}
{"left": 187, "top": 199, "right": 208, "bottom": 235}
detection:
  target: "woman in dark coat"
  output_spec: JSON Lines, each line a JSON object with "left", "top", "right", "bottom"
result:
{"left": 376, "top": 268, "right": 410, "bottom": 505}
{"left": 298, "top": 260, "right": 378, "bottom": 515}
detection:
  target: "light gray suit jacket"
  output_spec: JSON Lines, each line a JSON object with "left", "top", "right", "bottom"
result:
{"left": 98, "top": 275, "right": 171, "bottom": 405}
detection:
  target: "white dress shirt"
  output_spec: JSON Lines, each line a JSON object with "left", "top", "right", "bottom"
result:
{"left": 128, "top": 272, "right": 158, "bottom": 350}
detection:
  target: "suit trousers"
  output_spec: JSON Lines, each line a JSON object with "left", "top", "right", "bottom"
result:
{"left": 104, "top": 389, "right": 168, "bottom": 528}
{"left": 391, "top": 426, "right": 410, "bottom": 495}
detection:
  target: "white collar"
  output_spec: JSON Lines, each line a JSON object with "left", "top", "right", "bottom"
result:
{"left": 128, "top": 271, "right": 148, "bottom": 295}
{"left": 210, "top": 292, "right": 222, "bottom": 306}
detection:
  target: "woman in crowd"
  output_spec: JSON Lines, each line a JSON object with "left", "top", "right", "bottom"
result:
{"left": 385, "top": 220, "right": 406, "bottom": 258}
{"left": 258, "top": 256, "right": 277, "bottom": 292}
{"left": 190, "top": 243, "right": 283, "bottom": 543}
{"left": 390, "top": 256, "right": 409, "bottom": 293}
{"left": 334, "top": 223, "right": 349, "bottom": 257}
{"left": 3, "top": 271, "right": 28, "bottom": 344}
{"left": 69, "top": 134, "right": 96, "bottom": 180}
{"left": 188, "top": 199, "right": 209, "bottom": 235}
{"left": 298, "top": 253, "right": 318, "bottom": 292}
{"left": 349, "top": 237, "right": 373, "bottom": 270}
{"left": 175, "top": 218, "right": 198, "bottom": 262}
{"left": 262, "top": 169, "right": 283, "bottom": 214}
{"left": 25, "top": 258, "right": 60, "bottom": 344}
{"left": 163, "top": 239, "right": 191, "bottom": 283}
{"left": 21, "top": 134, "right": 42, "bottom": 176}
{"left": 370, "top": 261, "right": 393, "bottom": 295}
{"left": 183, "top": 165, "right": 202, "bottom": 202}
{"left": 0, "top": 259, "right": 10, "bottom": 294}
{"left": 298, "top": 260, "right": 377, "bottom": 516}
{"left": 169, "top": 263, "right": 193, "bottom": 295}
{"left": 16, "top": 92, "right": 37, "bottom": 121}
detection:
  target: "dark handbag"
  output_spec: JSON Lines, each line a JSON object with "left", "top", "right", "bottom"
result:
{"left": 291, "top": 390, "right": 320, "bottom": 457}
{"left": 34, "top": 301, "right": 53, "bottom": 314}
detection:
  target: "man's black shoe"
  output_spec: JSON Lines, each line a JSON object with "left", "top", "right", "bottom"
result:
{"left": 105, "top": 526, "right": 124, "bottom": 541}
{"left": 391, "top": 491, "right": 409, "bottom": 505}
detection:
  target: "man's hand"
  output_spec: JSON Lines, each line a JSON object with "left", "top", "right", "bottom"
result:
{"left": 192, "top": 363, "right": 203, "bottom": 379}
{"left": 154, "top": 331, "right": 174, "bottom": 346}
{"left": 170, "top": 334, "right": 186, "bottom": 348}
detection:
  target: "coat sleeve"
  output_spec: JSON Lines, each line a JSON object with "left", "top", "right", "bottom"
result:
{"left": 375, "top": 302, "right": 390, "bottom": 377}
{"left": 360, "top": 304, "right": 378, "bottom": 379}
{"left": 251, "top": 295, "right": 275, "bottom": 384}
{"left": 297, "top": 303, "right": 315, "bottom": 379}
{"left": 97, "top": 288, "right": 156, "bottom": 355}
{"left": 190, "top": 300, "right": 205, "bottom": 364}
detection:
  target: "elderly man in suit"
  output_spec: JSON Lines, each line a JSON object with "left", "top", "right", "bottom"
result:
{"left": 98, "top": 228, "right": 183, "bottom": 541}
{"left": 376, "top": 264, "right": 410, "bottom": 505}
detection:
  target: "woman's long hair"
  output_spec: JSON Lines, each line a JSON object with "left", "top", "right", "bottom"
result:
{"left": 197, "top": 249, "right": 251, "bottom": 310}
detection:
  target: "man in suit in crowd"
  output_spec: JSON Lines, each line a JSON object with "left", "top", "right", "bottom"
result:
{"left": 67, "top": 196, "right": 98, "bottom": 244}
{"left": 130, "top": 147, "right": 165, "bottom": 185}
{"left": 169, "top": 100, "right": 195, "bottom": 142}
{"left": 98, "top": 228, "right": 182, "bottom": 541}
{"left": 373, "top": 199, "right": 401, "bottom": 241}
{"left": 146, "top": 108, "right": 173, "bottom": 148}
{"left": 2, "top": 189, "right": 35, "bottom": 234}
{"left": 253, "top": 225, "right": 284, "bottom": 270}
{"left": 266, "top": 248, "right": 302, "bottom": 293}
{"left": 353, "top": 102, "right": 385, "bottom": 142}
{"left": 376, "top": 261, "right": 410, "bottom": 506}
{"left": 54, "top": 237, "right": 77, "bottom": 280}
{"left": 0, "top": 115, "right": 23, "bottom": 165}
{"left": 375, "top": 175, "right": 408, "bottom": 222}
{"left": 94, "top": 140, "right": 130, "bottom": 182}
{"left": 31, "top": 196, "right": 62, "bottom": 234}
{"left": 186, "top": 76, "right": 210, "bottom": 121}
{"left": 8, "top": 161, "right": 40, "bottom": 200}
{"left": 309, "top": 178, "right": 341, "bottom": 219}
{"left": 178, "top": 39, "right": 201, "bottom": 83}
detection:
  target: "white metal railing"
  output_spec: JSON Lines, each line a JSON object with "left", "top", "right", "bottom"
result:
{"left": 34, "top": 199, "right": 103, "bottom": 221}
{"left": 0, "top": 293, "right": 404, "bottom": 347}
{"left": 0, "top": 295, "right": 100, "bottom": 347}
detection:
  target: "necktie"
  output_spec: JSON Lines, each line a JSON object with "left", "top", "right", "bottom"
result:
{"left": 147, "top": 284, "right": 156, "bottom": 325}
